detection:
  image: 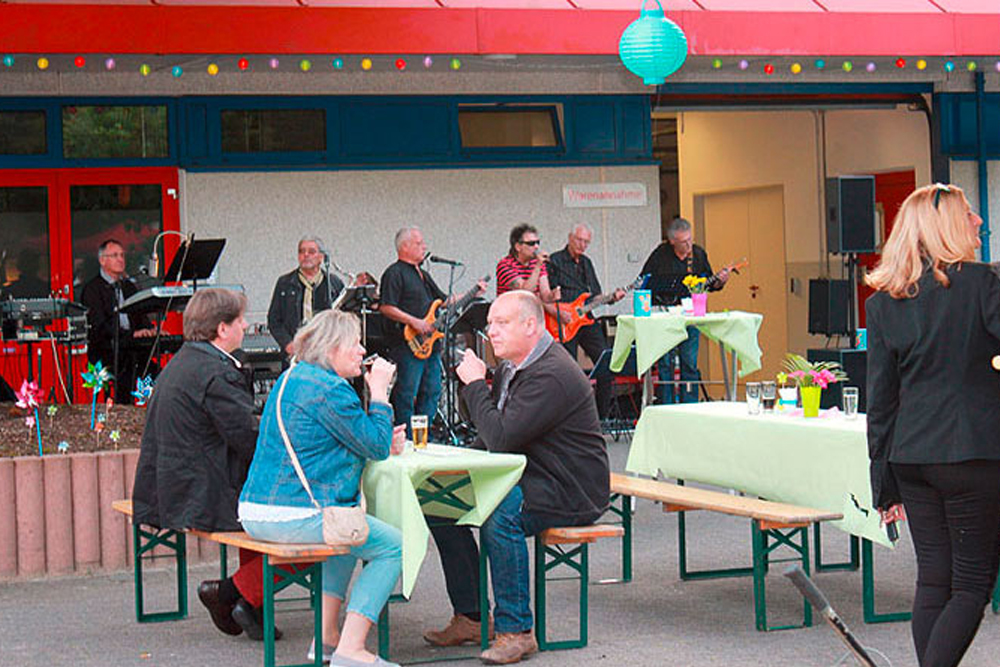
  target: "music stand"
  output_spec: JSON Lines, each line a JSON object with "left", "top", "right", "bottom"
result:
{"left": 334, "top": 285, "right": 379, "bottom": 365}
{"left": 163, "top": 238, "right": 226, "bottom": 286}
{"left": 643, "top": 274, "right": 687, "bottom": 307}
{"left": 451, "top": 299, "right": 489, "bottom": 336}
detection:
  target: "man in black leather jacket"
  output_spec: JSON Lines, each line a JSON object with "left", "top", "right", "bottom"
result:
{"left": 266, "top": 236, "right": 344, "bottom": 363}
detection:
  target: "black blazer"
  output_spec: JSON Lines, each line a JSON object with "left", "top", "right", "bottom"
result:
{"left": 132, "top": 342, "right": 258, "bottom": 532}
{"left": 79, "top": 274, "right": 152, "bottom": 363}
{"left": 866, "top": 262, "right": 1000, "bottom": 509}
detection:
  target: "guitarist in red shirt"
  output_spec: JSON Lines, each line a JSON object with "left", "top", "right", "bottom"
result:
{"left": 547, "top": 224, "right": 625, "bottom": 419}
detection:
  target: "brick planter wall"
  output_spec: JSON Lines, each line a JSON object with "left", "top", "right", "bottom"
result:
{"left": 0, "top": 449, "right": 219, "bottom": 580}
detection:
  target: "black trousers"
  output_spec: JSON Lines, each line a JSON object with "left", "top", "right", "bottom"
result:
{"left": 892, "top": 460, "right": 1000, "bottom": 667}
{"left": 560, "top": 322, "right": 612, "bottom": 419}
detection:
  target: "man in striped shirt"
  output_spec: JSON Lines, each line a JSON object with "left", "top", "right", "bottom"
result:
{"left": 495, "top": 224, "right": 559, "bottom": 310}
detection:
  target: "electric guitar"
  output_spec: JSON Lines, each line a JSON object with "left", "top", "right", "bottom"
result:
{"left": 544, "top": 276, "right": 644, "bottom": 343}
{"left": 404, "top": 275, "right": 491, "bottom": 360}
{"left": 706, "top": 258, "right": 749, "bottom": 289}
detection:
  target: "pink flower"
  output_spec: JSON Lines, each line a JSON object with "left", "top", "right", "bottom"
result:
{"left": 789, "top": 370, "right": 805, "bottom": 380}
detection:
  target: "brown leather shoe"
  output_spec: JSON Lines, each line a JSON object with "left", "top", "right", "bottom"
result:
{"left": 480, "top": 631, "right": 538, "bottom": 665}
{"left": 197, "top": 580, "right": 243, "bottom": 636}
{"left": 423, "top": 614, "right": 494, "bottom": 647}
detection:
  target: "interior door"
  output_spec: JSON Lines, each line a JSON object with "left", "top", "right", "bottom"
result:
{"left": 0, "top": 167, "right": 179, "bottom": 402}
{"left": 697, "top": 186, "right": 787, "bottom": 398}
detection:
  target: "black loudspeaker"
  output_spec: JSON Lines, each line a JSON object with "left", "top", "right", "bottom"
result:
{"left": 808, "top": 279, "right": 851, "bottom": 335}
{"left": 827, "top": 176, "right": 877, "bottom": 254}
{"left": 807, "top": 348, "right": 866, "bottom": 412}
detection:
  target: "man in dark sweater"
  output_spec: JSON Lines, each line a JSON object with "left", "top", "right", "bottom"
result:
{"left": 423, "top": 290, "right": 610, "bottom": 665}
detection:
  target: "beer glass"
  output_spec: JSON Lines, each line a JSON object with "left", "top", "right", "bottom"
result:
{"left": 761, "top": 381, "right": 777, "bottom": 412}
{"left": 745, "top": 382, "right": 762, "bottom": 415}
{"left": 411, "top": 414, "right": 429, "bottom": 449}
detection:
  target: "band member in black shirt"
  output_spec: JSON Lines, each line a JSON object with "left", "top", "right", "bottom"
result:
{"left": 640, "top": 217, "right": 729, "bottom": 403}
{"left": 547, "top": 224, "right": 624, "bottom": 418}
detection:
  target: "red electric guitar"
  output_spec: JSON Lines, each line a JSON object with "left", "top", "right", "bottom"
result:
{"left": 545, "top": 276, "right": 643, "bottom": 343}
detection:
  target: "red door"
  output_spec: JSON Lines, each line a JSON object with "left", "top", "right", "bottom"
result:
{"left": 856, "top": 170, "right": 916, "bottom": 327}
{"left": 0, "top": 167, "right": 180, "bottom": 402}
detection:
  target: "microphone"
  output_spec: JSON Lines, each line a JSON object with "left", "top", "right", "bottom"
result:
{"left": 429, "top": 255, "right": 463, "bottom": 267}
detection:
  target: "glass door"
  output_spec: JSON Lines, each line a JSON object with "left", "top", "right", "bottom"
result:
{"left": 0, "top": 167, "right": 179, "bottom": 402}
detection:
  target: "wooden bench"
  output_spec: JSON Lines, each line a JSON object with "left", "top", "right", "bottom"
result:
{"left": 534, "top": 524, "right": 625, "bottom": 650}
{"left": 113, "top": 499, "right": 348, "bottom": 667}
{"left": 608, "top": 473, "right": 842, "bottom": 631}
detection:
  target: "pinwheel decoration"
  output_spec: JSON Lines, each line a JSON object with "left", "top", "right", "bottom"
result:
{"left": 132, "top": 376, "right": 154, "bottom": 407}
{"left": 57, "top": 441, "right": 69, "bottom": 454}
{"left": 81, "top": 361, "right": 113, "bottom": 430}
{"left": 15, "top": 380, "right": 44, "bottom": 456}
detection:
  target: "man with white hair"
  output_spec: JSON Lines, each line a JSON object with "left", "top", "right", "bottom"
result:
{"left": 547, "top": 223, "right": 625, "bottom": 419}
{"left": 267, "top": 236, "right": 345, "bottom": 363}
{"left": 423, "top": 290, "right": 610, "bottom": 665}
{"left": 379, "top": 226, "right": 485, "bottom": 435}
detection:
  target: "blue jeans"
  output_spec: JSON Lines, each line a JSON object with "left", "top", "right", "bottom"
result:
{"left": 657, "top": 326, "right": 701, "bottom": 404}
{"left": 388, "top": 343, "right": 443, "bottom": 437}
{"left": 430, "top": 486, "right": 552, "bottom": 634}
{"left": 242, "top": 513, "right": 402, "bottom": 624}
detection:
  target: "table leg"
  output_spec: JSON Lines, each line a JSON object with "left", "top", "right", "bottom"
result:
{"left": 861, "top": 539, "right": 911, "bottom": 624}
{"left": 718, "top": 341, "right": 733, "bottom": 401}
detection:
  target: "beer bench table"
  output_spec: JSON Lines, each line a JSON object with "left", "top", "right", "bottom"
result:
{"left": 112, "top": 499, "right": 348, "bottom": 667}
{"left": 608, "top": 473, "right": 841, "bottom": 631}
{"left": 621, "top": 402, "right": 908, "bottom": 626}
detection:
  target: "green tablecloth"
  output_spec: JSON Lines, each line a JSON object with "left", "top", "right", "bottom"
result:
{"left": 363, "top": 444, "right": 526, "bottom": 598}
{"left": 610, "top": 311, "right": 764, "bottom": 378}
{"left": 625, "top": 402, "right": 890, "bottom": 547}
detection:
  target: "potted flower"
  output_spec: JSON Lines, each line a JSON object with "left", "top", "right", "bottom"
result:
{"left": 781, "top": 353, "right": 848, "bottom": 417}
{"left": 682, "top": 275, "right": 709, "bottom": 316}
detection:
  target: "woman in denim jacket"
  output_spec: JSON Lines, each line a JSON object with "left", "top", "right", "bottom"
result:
{"left": 240, "top": 309, "right": 405, "bottom": 667}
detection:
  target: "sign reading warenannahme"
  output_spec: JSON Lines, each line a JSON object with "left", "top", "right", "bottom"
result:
{"left": 563, "top": 182, "right": 648, "bottom": 208}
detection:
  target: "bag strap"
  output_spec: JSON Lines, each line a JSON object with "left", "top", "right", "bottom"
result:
{"left": 274, "top": 360, "right": 323, "bottom": 512}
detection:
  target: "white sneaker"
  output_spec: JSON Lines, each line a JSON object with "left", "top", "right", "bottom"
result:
{"left": 307, "top": 638, "right": 336, "bottom": 664}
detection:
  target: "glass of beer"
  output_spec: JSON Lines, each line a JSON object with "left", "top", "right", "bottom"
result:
{"left": 761, "top": 381, "right": 777, "bottom": 412}
{"left": 410, "top": 415, "right": 429, "bottom": 450}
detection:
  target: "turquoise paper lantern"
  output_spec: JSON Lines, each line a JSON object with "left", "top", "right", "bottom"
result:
{"left": 618, "top": 0, "right": 688, "bottom": 85}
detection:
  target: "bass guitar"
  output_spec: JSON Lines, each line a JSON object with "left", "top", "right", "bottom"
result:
{"left": 404, "top": 275, "right": 491, "bottom": 360}
{"left": 545, "top": 276, "right": 644, "bottom": 343}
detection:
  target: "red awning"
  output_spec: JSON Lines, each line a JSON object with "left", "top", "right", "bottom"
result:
{"left": 0, "top": 1, "right": 997, "bottom": 56}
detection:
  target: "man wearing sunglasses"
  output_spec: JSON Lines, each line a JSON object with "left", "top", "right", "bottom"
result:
{"left": 496, "top": 225, "right": 559, "bottom": 309}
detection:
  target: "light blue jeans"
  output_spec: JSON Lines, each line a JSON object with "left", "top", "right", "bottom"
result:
{"left": 242, "top": 513, "right": 402, "bottom": 624}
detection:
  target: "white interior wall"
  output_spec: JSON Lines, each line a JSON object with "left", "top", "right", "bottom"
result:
{"left": 950, "top": 160, "right": 1000, "bottom": 262}
{"left": 677, "top": 106, "right": 931, "bottom": 356}
{"left": 181, "top": 166, "right": 660, "bottom": 324}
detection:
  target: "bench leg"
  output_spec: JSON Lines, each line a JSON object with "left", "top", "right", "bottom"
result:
{"left": 133, "top": 523, "right": 188, "bottom": 623}
{"left": 861, "top": 539, "right": 911, "bottom": 624}
{"left": 219, "top": 543, "right": 228, "bottom": 580}
{"left": 263, "top": 556, "right": 324, "bottom": 667}
{"left": 813, "top": 523, "right": 859, "bottom": 572}
{"left": 752, "top": 522, "right": 812, "bottom": 632}
{"left": 535, "top": 537, "right": 589, "bottom": 651}
{"left": 677, "top": 480, "right": 753, "bottom": 581}
{"left": 599, "top": 493, "right": 632, "bottom": 584}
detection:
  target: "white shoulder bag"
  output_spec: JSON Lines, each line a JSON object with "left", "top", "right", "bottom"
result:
{"left": 274, "top": 362, "right": 370, "bottom": 546}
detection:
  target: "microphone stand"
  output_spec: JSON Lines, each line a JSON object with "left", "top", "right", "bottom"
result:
{"left": 544, "top": 252, "right": 567, "bottom": 344}
{"left": 441, "top": 262, "right": 462, "bottom": 446}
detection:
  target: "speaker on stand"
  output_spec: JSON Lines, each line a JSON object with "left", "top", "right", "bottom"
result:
{"left": 826, "top": 175, "right": 877, "bottom": 350}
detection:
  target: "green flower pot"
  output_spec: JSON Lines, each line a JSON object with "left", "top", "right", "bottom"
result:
{"left": 801, "top": 386, "right": 822, "bottom": 418}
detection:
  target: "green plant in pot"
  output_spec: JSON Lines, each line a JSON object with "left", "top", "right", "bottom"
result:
{"left": 781, "top": 353, "right": 848, "bottom": 418}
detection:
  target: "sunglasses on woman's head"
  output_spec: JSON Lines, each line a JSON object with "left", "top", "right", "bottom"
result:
{"left": 933, "top": 183, "right": 951, "bottom": 210}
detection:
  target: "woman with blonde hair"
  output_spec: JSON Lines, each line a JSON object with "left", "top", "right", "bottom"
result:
{"left": 240, "top": 309, "right": 405, "bottom": 667}
{"left": 866, "top": 183, "right": 1000, "bottom": 667}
